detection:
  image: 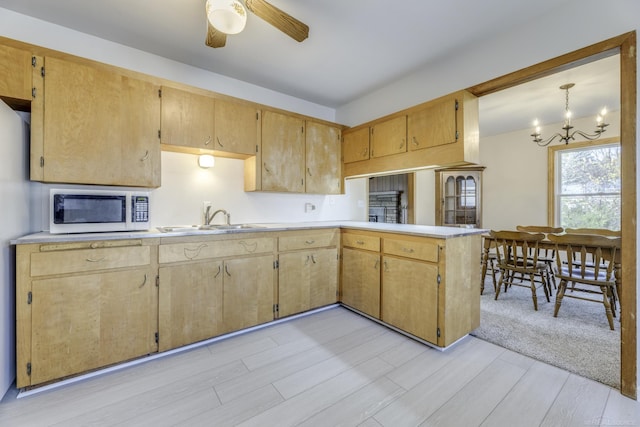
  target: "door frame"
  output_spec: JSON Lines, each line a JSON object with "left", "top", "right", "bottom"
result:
{"left": 467, "top": 31, "right": 637, "bottom": 399}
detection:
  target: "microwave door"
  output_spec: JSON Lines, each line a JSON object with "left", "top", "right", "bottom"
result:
{"left": 51, "top": 194, "right": 127, "bottom": 233}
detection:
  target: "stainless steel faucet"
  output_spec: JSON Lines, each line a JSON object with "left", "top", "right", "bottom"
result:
{"left": 204, "top": 206, "right": 231, "bottom": 225}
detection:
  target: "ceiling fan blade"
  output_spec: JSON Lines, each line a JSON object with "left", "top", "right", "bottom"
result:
{"left": 245, "top": 0, "right": 309, "bottom": 42}
{"left": 205, "top": 19, "right": 227, "bottom": 48}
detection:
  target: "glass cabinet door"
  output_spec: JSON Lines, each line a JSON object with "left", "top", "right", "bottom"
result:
{"left": 437, "top": 168, "right": 483, "bottom": 227}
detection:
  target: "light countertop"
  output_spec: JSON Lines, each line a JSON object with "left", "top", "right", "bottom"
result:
{"left": 11, "top": 221, "right": 487, "bottom": 244}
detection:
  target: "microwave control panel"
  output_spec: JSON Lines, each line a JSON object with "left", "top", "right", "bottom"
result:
{"left": 132, "top": 195, "right": 149, "bottom": 223}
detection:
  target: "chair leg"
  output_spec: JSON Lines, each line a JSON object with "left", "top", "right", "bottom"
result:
{"left": 495, "top": 271, "right": 505, "bottom": 301}
{"left": 529, "top": 273, "right": 538, "bottom": 311}
{"left": 490, "top": 259, "right": 498, "bottom": 293}
{"left": 601, "top": 285, "right": 615, "bottom": 331}
{"left": 554, "top": 280, "right": 567, "bottom": 317}
{"left": 540, "top": 273, "right": 550, "bottom": 303}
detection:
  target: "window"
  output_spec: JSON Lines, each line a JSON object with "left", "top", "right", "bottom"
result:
{"left": 549, "top": 138, "right": 620, "bottom": 230}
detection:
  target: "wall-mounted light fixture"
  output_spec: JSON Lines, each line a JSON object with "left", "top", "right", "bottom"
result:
{"left": 198, "top": 154, "right": 215, "bottom": 168}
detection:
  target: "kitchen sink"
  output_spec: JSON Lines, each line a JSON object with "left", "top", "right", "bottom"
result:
{"left": 156, "top": 224, "right": 262, "bottom": 233}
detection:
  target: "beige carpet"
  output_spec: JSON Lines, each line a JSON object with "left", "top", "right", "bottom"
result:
{"left": 471, "top": 277, "right": 620, "bottom": 389}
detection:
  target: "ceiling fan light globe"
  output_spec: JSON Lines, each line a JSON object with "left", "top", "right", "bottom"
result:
{"left": 206, "top": 0, "right": 247, "bottom": 35}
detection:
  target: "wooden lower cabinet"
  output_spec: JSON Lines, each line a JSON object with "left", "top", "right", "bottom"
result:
{"left": 222, "top": 255, "right": 275, "bottom": 332}
{"left": 340, "top": 229, "right": 480, "bottom": 347}
{"left": 16, "top": 239, "right": 158, "bottom": 388}
{"left": 341, "top": 247, "right": 381, "bottom": 318}
{"left": 158, "top": 262, "right": 223, "bottom": 352}
{"left": 381, "top": 256, "right": 438, "bottom": 344}
{"left": 277, "top": 229, "right": 339, "bottom": 318}
{"left": 278, "top": 248, "right": 338, "bottom": 317}
{"left": 158, "top": 234, "right": 276, "bottom": 350}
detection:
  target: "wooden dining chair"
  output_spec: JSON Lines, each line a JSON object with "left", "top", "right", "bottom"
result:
{"left": 516, "top": 225, "right": 563, "bottom": 290}
{"left": 480, "top": 234, "right": 499, "bottom": 294}
{"left": 490, "top": 230, "right": 550, "bottom": 311}
{"left": 547, "top": 233, "right": 621, "bottom": 330}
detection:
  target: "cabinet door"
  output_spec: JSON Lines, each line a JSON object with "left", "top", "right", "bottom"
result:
{"left": 41, "top": 57, "right": 160, "bottom": 187}
{"left": 278, "top": 247, "right": 338, "bottom": 317}
{"left": 408, "top": 97, "right": 457, "bottom": 151}
{"left": 214, "top": 99, "right": 259, "bottom": 155}
{"left": 370, "top": 115, "right": 407, "bottom": 158}
{"left": 158, "top": 261, "right": 223, "bottom": 352}
{"left": 160, "top": 86, "right": 215, "bottom": 150}
{"left": 309, "top": 247, "right": 338, "bottom": 308}
{"left": 261, "top": 110, "right": 305, "bottom": 192}
{"left": 341, "top": 248, "right": 380, "bottom": 318}
{"left": 278, "top": 251, "right": 311, "bottom": 317}
{"left": 30, "top": 268, "right": 155, "bottom": 385}
{"left": 223, "top": 255, "right": 275, "bottom": 332}
{"left": 305, "top": 121, "right": 341, "bottom": 194}
{"left": 438, "top": 170, "right": 481, "bottom": 227}
{"left": 343, "top": 127, "right": 370, "bottom": 164}
{"left": 0, "top": 44, "right": 32, "bottom": 102}
{"left": 381, "top": 256, "right": 438, "bottom": 344}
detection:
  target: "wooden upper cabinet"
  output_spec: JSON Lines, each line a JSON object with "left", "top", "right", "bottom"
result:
{"left": 35, "top": 56, "right": 161, "bottom": 187}
{"left": 342, "top": 127, "right": 370, "bottom": 164}
{"left": 160, "top": 86, "right": 215, "bottom": 150}
{"left": 261, "top": 110, "right": 305, "bottom": 192}
{"left": 214, "top": 99, "right": 259, "bottom": 156}
{"left": 0, "top": 44, "right": 32, "bottom": 104}
{"left": 370, "top": 115, "right": 407, "bottom": 158}
{"left": 408, "top": 96, "right": 458, "bottom": 151}
{"left": 305, "top": 121, "right": 341, "bottom": 194}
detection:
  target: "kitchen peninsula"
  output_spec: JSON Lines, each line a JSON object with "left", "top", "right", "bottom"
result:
{"left": 13, "top": 221, "right": 482, "bottom": 389}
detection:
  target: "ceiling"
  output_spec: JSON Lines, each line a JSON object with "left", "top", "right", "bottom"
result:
{"left": 0, "top": 0, "right": 620, "bottom": 136}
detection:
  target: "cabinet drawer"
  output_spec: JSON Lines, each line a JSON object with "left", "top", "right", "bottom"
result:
{"left": 279, "top": 230, "right": 338, "bottom": 251}
{"left": 342, "top": 233, "right": 380, "bottom": 252}
{"left": 159, "top": 237, "right": 275, "bottom": 263}
{"left": 384, "top": 238, "right": 439, "bottom": 262}
{"left": 31, "top": 246, "right": 150, "bottom": 277}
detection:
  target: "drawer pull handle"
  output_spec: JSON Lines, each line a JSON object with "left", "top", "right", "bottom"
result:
{"left": 412, "top": 136, "right": 419, "bottom": 146}
{"left": 139, "top": 274, "right": 147, "bottom": 288}
{"left": 311, "top": 255, "right": 317, "bottom": 264}
{"left": 140, "top": 150, "right": 149, "bottom": 162}
{"left": 307, "top": 167, "right": 312, "bottom": 177}
{"left": 86, "top": 257, "right": 105, "bottom": 263}
{"left": 205, "top": 136, "right": 211, "bottom": 146}
{"left": 239, "top": 240, "right": 258, "bottom": 253}
{"left": 305, "top": 255, "right": 310, "bottom": 266}
{"left": 402, "top": 247, "right": 415, "bottom": 253}
{"left": 225, "top": 264, "right": 231, "bottom": 277}
{"left": 384, "top": 260, "right": 389, "bottom": 272}
{"left": 305, "top": 240, "right": 315, "bottom": 245}
{"left": 214, "top": 265, "right": 221, "bottom": 278}
{"left": 184, "top": 244, "right": 207, "bottom": 260}
{"left": 263, "top": 162, "right": 271, "bottom": 174}
{"left": 216, "top": 136, "right": 223, "bottom": 147}
{"left": 374, "top": 260, "right": 379, "bottom": 269}
{"left": 356, "top": 240, "right": 365, "bottom": 245}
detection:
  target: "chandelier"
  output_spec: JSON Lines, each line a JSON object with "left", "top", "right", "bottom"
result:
{"left": 531, "top": 83, "right": 609, "bottom": 146}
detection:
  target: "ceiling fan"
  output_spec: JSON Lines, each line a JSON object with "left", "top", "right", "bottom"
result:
{"left": 205, "top": 0, "right": 309, "bottom": 48}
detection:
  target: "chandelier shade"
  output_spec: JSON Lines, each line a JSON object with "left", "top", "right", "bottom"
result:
{"left": 206, "top": 0, "right": 248, "bottom": 35}
{"left": 531, "top": 83, "right": 609, "bottom": 146}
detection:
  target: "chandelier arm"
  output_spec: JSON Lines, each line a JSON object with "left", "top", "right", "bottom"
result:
{"left": 534, "top": 132, "right": 564, "bottom": 147}
{"left": 571, "top": 129, "right": 607, "bottom": 141}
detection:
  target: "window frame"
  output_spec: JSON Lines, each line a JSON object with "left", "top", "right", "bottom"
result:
{"left": 547, "top": 136, "right": 621, "bottom": 228}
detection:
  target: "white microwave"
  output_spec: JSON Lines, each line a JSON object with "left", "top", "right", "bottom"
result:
{"left": 49, "top": 189, "right": 150, "bottom": 234}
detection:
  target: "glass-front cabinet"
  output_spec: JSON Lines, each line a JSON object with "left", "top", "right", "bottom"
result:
{"left": 435, "top": 167, "right": 484, "bottom": 228}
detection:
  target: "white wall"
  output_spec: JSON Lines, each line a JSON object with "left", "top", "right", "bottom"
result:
{"left": 152, "top": 152, "right": 366, "bottom": 226}
{"left": 480, "top": 112, "right": 621, "bottom": 231}
{"left": 0, "top": 102, "right": 36, "bottom": 396}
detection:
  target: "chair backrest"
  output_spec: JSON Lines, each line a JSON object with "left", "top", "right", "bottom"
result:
{"left": 564, "top": 228, "right": 621, "bottom": 237}
{"left": 547, "top": 233, "right": 621, "bottom": 282}
{"left": 516, "top": 225, "right": 564, "bottom": 234}
{"left": 490, "top": 230, "right": 546, "bottom": 269}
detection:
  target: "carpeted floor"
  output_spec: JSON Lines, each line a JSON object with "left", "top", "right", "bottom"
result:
{"left": 471, "top": 276, "right": 620, "bottom": 389}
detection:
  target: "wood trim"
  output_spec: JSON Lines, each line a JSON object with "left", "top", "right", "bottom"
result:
{"left": 468, "top": 32, "right": 637, "bottom": 399}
